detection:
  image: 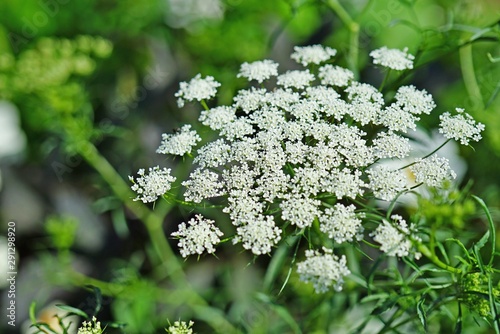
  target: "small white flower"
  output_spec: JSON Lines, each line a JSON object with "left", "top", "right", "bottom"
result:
{"left": 193, "top": 139, "right": 231, "bottom": 168}
{"left": 157, "top": 124, "right": 201, "bottom": 156}
{"left": 409, "top": 154, "right": 456, "bottom": 187}
{"left": 166, "top": 320, "right": 194, "bottom": 334}
{"left": 77, "top": 317, "right": 102, "bottom": 334}
{"left": 265, "top": 88, "right": 301, "bottom": 111}
{"left": 199, "top": 106, "right": 236, "bottom": 130}
{"left": 370, "top": 215, "right": 421, "bottom": 258}
{"left": 277, "top": 70, "right": 315, "bottom": 90}
{"left": 395, "top": 85, "right": 435, "bottom": 115}
{"left": 378, "top": 104, "right": 418, "bottom": 133}
{"left": 280, "top": 194, "right": 321, "bottom": 228}
{"left": 182, "top": 168, "right": 225, "bottom": 203}
{"left": 291, "top": 44, "right": 337, "bottom": 66}
{"left": 233, "top": 214, "right": 282, "bottom": 255}
{"left": 321, "top": 168, "right": 365, "bottom": 199}
{"left": 237, "top": 59, "right": 279, "bottom": 83}
{"left": 297, "top": 248, "right": 351, "bottom": 293}
{"left": 369, "top": 47, "right": 414, "bottom": 71}
{"left": 318, "top": 64, "right": 354, "bottom": 87}
{"left": 233, "top": 87, "right": 267, "bottom": 113}
{"left": 319, "top": 204, "right": 364, "bottom": 244}
{"left": 372, "top": 132, "right": 411, "bottom": 159}
{"left": 171, "top": 215, "right": 223, "bottom": 258}
{"left": 129, "top": 166, "right": 176, "bottom": 203}
{"left": 254, "top": 169, "right": 290, "bottom": 202}
{"left": 224, "top": 190, "right": 264, "bottom": 222}
{"left": 345, "top": 82, "right": 384, "bottom": 105}
{"left": 175, "top": 73, "right": 220, "bottom": 107}
{"left": 367, "top": 165, "right": 408, "bottom": 201}
{"left": 438, "top": 108, "right": 485, "bottom": 145}
{"left": 219, "top": 117, "right": 255, "bottom": 140}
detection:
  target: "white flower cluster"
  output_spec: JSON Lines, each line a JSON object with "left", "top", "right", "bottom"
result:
{"left": 290, "top": 44, "right": 337, "bottom": 66}
{"left": 166, "top": 320, "right": 194, "bottom": 334}
{"left": 129, "top": 166, "right": 176, "bottom": 203}
{"left": 171, "top": 215, "right": 223, "bottom": 258}
{"left": 237, "top": 59, "right": 279, "bottom": 83}
{"left": 175, "top": 73, "right": 221, "bottom": 107}
{"left": 77, "top": 317, "right": 102, "bottom": 334}
{"left": 370, "top": 215, "right": 421, "bottom": 259}
{"left": 296, "top": 248, "right": 351, "bottom": 293}
{"left": 439, "top": 108, "right": 485, "bottom": 145}
{"left": 369, "top": 47, "right": 414, "bottom": 71}
{"left": 134, "top": 45, "right": 484, "bottom": 293}
{"left": 157, "top": 124, "right": 201, "bottom": 156}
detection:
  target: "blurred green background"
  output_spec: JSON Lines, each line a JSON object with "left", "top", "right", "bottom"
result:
{"left": 0, "top": 0, "right": 499, "bottom": 333}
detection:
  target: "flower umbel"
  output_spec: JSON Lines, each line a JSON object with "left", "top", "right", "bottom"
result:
{"left": 165, "top": 320, "right": 195, "bottom": 334}
{"left": 171, "top": 215, "right": 223, "bottom": 258}
{"left": 369, "top": 47, "right": 414, "bottom": 71}
{"left": 129, "top": 166, "right": 176, "bottom": 203}
{"left": 157, "top": 124, "right": 201, "bottom": 156}
{"left": 439, "top": 108, "right": 485, "bottom": 145}
{"left": 297, "top": 248, "right": 351, "bottom": 293}
{"left": 290, "top": 44, "right": 337, "bottom": 66}
{"left": 77, "top": 317, "right": 103, "bottom": 334}
{"left": 135, "top": 44, "right": 484, "bottom": 295}
{"left": 370, "top": 215, "right": 421, "bottom": 259}
{"left": 237, "top": 59, "right": 279, "bottom": 83}
{"left": 175, "top": 73, "right": 220, "bottom": 107}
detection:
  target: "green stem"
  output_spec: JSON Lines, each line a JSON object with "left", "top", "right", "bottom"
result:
{"left": 418, "top": 243, "right": 461, "bottom": 275}
{"left": 459, "top": 44, "right": 484, "bottom": 110}
{"left": 76, "top": 141, "right": 187, "bottom": 286}
{"left": 379, "top": 69, "right": 392, "bottom": 92}
{"left": 399, "top": 139, "right": 452, "bottom": 170}
{"left": 74, "top": 141, "right": 241, "bottom": 333}
{"left": 325, "top": 0, "right": 360, "bottom": 77}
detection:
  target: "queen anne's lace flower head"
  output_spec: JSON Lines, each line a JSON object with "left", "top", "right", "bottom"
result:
{"left": 367, "top": 165, "right": 408, "bottom": 201}
{"left": 133, "top": 44, "right": 485, "bottom": 294}
{"left": 291, "top": 44, "right": 337, "bottom": 66}
{"left": 233, "top": 214, "right": 282, "bottom": 255}
{"left": 395, "top": 85, "right": 436, "bottom": 115}
{"left": 175, "top": 74, "right": 221, "bottom": 107}
{"left": 276, "top": 70, "right": 315, "bottom": 89}
{"left": 319, "top": 203, "right": 364, "bottom": 244}
{"left": 237, "top": 59, "right": 279, "bottom": 83}
{"left": 439, "top": 108, "right": 485, "bottom": 145}
{"left": 171, "top": 215, "right": 223, "bottom": 258}
{"left": 129, "top": 166, "right": 176, "bottom": 203}
{"left": 370, "top": 47, "right": 414, "bottom": 71}
{"left": 297, "top": 248, "right": 351, "bottom": 293}
{"left": 370, "top": 215, "right": 421, "bottom": 259}
{"left": 318, "top": 64, "right": 354, "bottom": 87}
{"left": 409, "top": 154, "right": 456, "bottom": 187}
{"left": 157, "top": 124, "right": 201, "bottom": 156}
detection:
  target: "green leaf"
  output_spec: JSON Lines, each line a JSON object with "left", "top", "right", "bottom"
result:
{"left": 86, "top": 285, "right": 103, "bottom": 315}
{"left": 417, "top": 297, "right": 427, "bottom": 331}
{"left": 29, "top": 301, "right": 37, "bottom": 325}
{"left": 472, "top": 195, "right": 496, "bottom": 266}
{"left": 263, "top": 235, "right": 299, "bottom": 292}
{"left": 55, "top": 304, "right": 89, "bottom": 318}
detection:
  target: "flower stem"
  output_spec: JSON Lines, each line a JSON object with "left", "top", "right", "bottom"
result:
{"left": 325, "top": 0, "right": 360, "bottom": 77}
{"left": 459, "top": 44, "right": 484, "bottom": 110}
{"left": 417, "top": 243, "right": 461, "bottom": 275}
{"left": 76, "top": 141, "right": 185, "bottom": 284}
